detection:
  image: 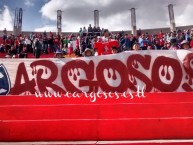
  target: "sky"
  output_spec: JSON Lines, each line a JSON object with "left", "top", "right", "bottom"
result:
{"left": 0, "top": 0, "right": 193, "bottom": 32}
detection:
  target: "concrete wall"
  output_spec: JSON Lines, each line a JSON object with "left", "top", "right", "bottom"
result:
{"left": 0, "top": 25, "right": 193, "bottom": 37}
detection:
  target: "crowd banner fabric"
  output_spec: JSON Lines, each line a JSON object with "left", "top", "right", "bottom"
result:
{"left": 0, "top": 50, "right": 193, "bottom": 95}
{"left": 1, "top": 50, "right": 193, "bottom": 142}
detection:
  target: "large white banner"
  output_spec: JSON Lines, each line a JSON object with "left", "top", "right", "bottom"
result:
{"left": 0, "top": 50, "right": 193, "bottom": 95}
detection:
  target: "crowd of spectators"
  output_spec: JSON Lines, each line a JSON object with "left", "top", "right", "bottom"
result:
{"left": 1, "top": 25, "right": 193, "bottom": 59}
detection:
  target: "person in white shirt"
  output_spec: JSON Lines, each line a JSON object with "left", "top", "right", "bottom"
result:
{"left": 25, "top": 37, "right": 32, "bottom": 53}
{"left": 102, "top": 29, "right": 109, "bottom": 42}
{"left": 82, "top": 26, "right": 87, "bottom": 35}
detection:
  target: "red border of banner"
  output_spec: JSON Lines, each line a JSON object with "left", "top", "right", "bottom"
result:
{"left": 0, "top": 92, "right": 193, "bottom": 142}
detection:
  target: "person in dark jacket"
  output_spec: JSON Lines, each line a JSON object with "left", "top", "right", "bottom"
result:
{"left": 120, "top": 34, "right": 131, "bottom": 51}
{"left": 42, "top": 36, "right": 48, "bottom": 54}
{"left": 130, "top": 34, "right": 138, "bottom": 49}
{"left": 88, "top": 24, "right": 93, "bottom": 37}
{"left": 33, "top": 38, "right": 42, "bottom": 58}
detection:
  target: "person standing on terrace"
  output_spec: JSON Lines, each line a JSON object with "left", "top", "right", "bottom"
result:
{"left": 130, "top": 34, "right": 138, "bottom": 49}
{"left": 176, "top": 30, "right": 185, "bottom": 43}
{"left": 97, "top": 26, "right": 101, "bottom": 36}
{"left": 33, "top": 38, "right": 42, "bottom": 58}
{"left": 82, "top": 26, "right": 87, "bottom": 36}
{"left": 62, "top": 36, "right": 69, "bottom": 50}
{"left": 168, "top": 31, "right": 176, "bottom": 42}
{"left": 79, "top": 27, "right": 83, "bottom": 36}
{"left": 102, "top": 29, "right": 109, "bottom": 42}
{"left": 159, "top": 35, "right": 165, "bottom": 48}
{"left": 185, "top": 30, "right": 190, "bottom": 42}
{"left": 91, "top": 35, "right": 98, "bottom": 48}
{"left": 48, "top": 32, "right": 54, "bottom": 53}
{"left": 53, "top": 35, "right": 60, "bottom": 52}
{"left": 120, "top": 34, "right": 131, "bottom": 51}
{"left": 139, "top": 34, "right": 149, "bottom": 50}
{"left": 158, "top": 30, "right": 164, "bottom": 39}
{"left": 25, "top": 37, "right": 32, "bottom": 53}
{"left": 29, "top": 32, "right": 34, "bottom": 40}
{"left": 88, "top": 24, "right": 93, "bottom": 37}
{"left": 93, "top": 26, "right": 97, "bottom": 35}
{"left": 154, "top": 39, "right": 162, "bottom": 50}
{"left": 42, "top": 35, "right": 48, "bottom": 54}
{"left": 169, "top": 38, "right": 180, "bottom": 50}
{"left": 5, "top": 36, "right": 11, "bottom": 53}
{"left": 2, "top": 28, "right": 7, "bottom": 45}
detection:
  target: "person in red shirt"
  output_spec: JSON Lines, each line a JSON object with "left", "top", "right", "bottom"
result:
{"left": 159, "top": 37, "right": 165, "bottom": 47}
{"left": 14, "top": 37, "right": 20, "bottom": 53}
{"left": 53, "top": 36, "right": 60, "bottom": 52}
{"left": 158, "top": 30, "right": 164, "bottom": 39}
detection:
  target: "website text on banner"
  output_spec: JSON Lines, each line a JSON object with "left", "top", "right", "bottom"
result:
{"left": 0, "top": 50, "right": 193, "bottom": 95}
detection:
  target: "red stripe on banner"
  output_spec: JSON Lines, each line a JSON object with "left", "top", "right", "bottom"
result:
{"left": 0, "top": 93, "right": 193, "bottom": 141}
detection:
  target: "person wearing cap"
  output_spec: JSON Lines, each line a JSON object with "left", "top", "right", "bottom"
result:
{"left": 132, "top": 42, "right": 141, "bottom": 51}
{"left": 181, "top": 40, "right": 190, "bottom": 50}
{"left": 82, "top": 48, "right": 94, "bottom": 57}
